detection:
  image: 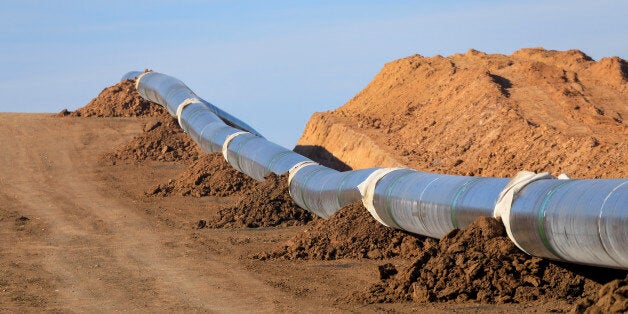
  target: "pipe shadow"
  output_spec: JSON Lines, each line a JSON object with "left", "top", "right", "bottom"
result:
{"left": 293, "top": 145, "right": 352, "bottom": 172}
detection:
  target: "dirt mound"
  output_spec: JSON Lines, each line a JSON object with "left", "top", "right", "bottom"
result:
{"left": 104, "top": 116, "right": 201, "bottom": 163}
{"left": 357, "top": 217, "right": 627, "bottom": 305}
{"left": 297, "top": 48, "right": 627, "bottom": 178}
{"left": 256, "top": 202, "right": 437, "bottom": 260}
{"left": 205, "top": 174, "right": 316, "bottom": 228}
{"left": 572, "top": 275, "right": 628, "bottom": 313}
{"left": 147, "top": 153, "right": 255, "bottom": 197}
{"left": 69, "top": 79, "right": 168, "bottom": 118}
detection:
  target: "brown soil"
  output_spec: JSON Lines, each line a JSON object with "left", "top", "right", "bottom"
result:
{"left": 146, "top": 153, "right": 255, "bottom": 197}
{"left": 104, "top": 116, "right": 201, "bottom": 163}
{"left": 257, "top": 202, "right": 437, "bottom": 260}
{"left": 572, "top": 275, "right": 628, "bottom": 313}
{"left": 357, "top": 217, "right": 627, "bottom": 305}
{"left": 297, "top": 48, "right": 627, "bottom": 178}
{"left": 67, "top": 79, "right": 168, "bottom": 118}
{"left": 6, "top": 48, "right": 625, "bottom": 312}
{"left": 205, "top": 173, "right": 316, "bottom": 228}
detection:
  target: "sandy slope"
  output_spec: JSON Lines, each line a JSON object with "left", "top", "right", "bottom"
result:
{"left": 297, "top": 48, "right": 627, "bottom": 178}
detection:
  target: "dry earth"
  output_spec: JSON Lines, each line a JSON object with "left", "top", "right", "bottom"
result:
{"left": 0, "top": 113, "right": 581, "bottom": 312}
{"left": 297, "top": 48, "right": 627, "bottom": 178}
{"left": 2, "top": 47, "right": 626, "bottom": 313}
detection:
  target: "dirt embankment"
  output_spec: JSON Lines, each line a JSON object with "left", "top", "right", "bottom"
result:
{"left": 297, "top": 48, "right": 627, "bottom": 178}
{"left": 104, "top": 117, "right": 202, "bottom": 163}
{"left": 63, "top": 79, "right": 168, "bottom": 118}
{"left": 204, "top": 173, "right": 316, "bottom": 228}
{"left": 146, "top": 153, "right": 255, "bottom": 197}
{"left": 356, "top": 217, "right": 626, "bottom": 305}
{"left": 257, "top": 202, "right": 436, "bottom": 260}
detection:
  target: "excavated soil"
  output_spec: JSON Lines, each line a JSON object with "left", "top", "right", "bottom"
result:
{"left": 147, "top": 153, "right": 255, "bottom": 197}
{"left": 104, "top": 116, "right": 201, "bottom": 163}
{"left": 297, "top": 48, "right": 627, "bottom": 178}
{"left": 205, "top": 174, "right": 316, "bottom": 228}
{"left": 256, "top": 202, "right": 437, "bottom": 260}
{"left": 63, "top": 75, "right": 199, "bottom": 163}
{"left": 67, "top": 79, "right": 168, "bottom": 118}
{"left": 356, "top": 217, "right": 627, "bottom": 306}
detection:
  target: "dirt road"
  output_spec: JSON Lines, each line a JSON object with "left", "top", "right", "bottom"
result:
{"left": 0, "top": 114, "right": 333, "bottom": 312}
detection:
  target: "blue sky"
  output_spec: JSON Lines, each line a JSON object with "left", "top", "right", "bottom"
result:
{"left": 1, "top": 1, "right": 626, "bottom": 148}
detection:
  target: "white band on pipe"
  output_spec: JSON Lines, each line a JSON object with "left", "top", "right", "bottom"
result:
{"left": 288, "top": 161, "right": 319, "bottom": 185}
{"left": 176, "top": 97, "right": 202, "bottom": 129}
{"left": 357, "top": 168, "right": 403, "bottom": 227}
{"left": 495, "top": 171, "right": 568, "bottom": 254}
{"left": 222, "top": 131, "right": 250, "bottom": 164}
{"left": 134, "top": 71, "right": 152, "bottom": 91}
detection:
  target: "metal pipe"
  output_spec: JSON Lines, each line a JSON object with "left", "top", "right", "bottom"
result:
{"left": 124, "top": 71, "right": 628, "bottom": 269}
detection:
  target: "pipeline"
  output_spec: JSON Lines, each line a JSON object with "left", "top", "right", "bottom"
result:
{"left": 125, "top": 71, "right": 628, "bottom": 270}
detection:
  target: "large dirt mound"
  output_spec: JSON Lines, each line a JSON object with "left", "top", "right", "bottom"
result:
{"left": 357, "top": 217, "right": 627, "bottom": 305}
{"left": 104, "top": 116, "right": 201, "bottom": 163}
{"left": 205, "top": 174, "right": 316, "bottom": 228}
{"left": 256, "top": 202, "right": 437, "bottom": 260}
{"left": 297, "top": 48, "right": 627, "bottom": 178}
{"left": 147, "top": 153, "right": 255, "bottom": 197}
{"left": 68, "top": 79, "right": 168, "bottom": 117}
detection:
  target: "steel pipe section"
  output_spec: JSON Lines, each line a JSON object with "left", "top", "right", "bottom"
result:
{"left": 289, "top": 164, "right": 380, "bottom": 218}
{"left": 222, "top": 132, "right": 311, "bottom": 181}
{"left": 126, "top": 70, "right": 628, "bottom": 269}
{"left": 364, "top": 169, "right": 509, "bottom": 238}
{"left": 505, "top": 179, "right": 628, "bottom": 269}
{"left": 126, "top": 71, "right": 262, "bottom": 137}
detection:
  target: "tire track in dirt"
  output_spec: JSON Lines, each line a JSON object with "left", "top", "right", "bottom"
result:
{"left": 0, "top": 114, "right": 324, "bottom": 312}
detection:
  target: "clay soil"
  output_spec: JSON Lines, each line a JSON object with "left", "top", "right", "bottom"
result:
{"left": 257, "top": 202, "right": 438, "bottom": 261}
{"left": 66, "top": 78, "right": 168, "bottom": 118}
{"left": 297, "top": 48, "right": 627, "bottom": 178}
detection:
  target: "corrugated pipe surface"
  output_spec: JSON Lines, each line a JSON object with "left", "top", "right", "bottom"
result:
{"left": 126, "top": 71, "right": 628, "bottom": 270}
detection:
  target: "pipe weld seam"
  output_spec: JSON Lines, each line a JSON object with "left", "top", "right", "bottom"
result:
{"left": 176, "top": 98, "right": 202, "bottom": 129}
{"left": 494, "top": 171, "right": 558, "bottom": 255}
{"left": 288, "top": 161, "right": 319, "bottom": 185}
{"left": 537, "top": 181, "right": 573, "bottom": 260}
{"left": 134, "top": 71, "right": 152, "bottom": 98}
{"left": 232, "top": 135, "right": 259, "bottom": 176}
{"left": 222, "top": 131, "right": 250, "bottom": 165}
{"left": 357, "top": 168, "right": 403, "bottom": 228}
{"left": 296, "top": 167, "right": 326, "bottom": 214}
{"left": 336, "top": 171, "right": 355, "bottom": 209}
{"left": 384, "top": 170, "right": 416, "bottom": 229}
{"left": 450, "top": 178, "right": 482, "bottom": 229}
{"left": 597, "top": 181, "right": 628, "bottom": 267}
{"left": 266, "top": 150, "right": 294, "bottom": 174}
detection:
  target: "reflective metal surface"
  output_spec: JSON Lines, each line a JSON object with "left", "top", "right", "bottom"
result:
{"left": 370, "top": 169, "right": 509, "bottom": 238}
{"left": 223, "top": 132, "right": 311, "bottom": 181}
{"left": 131, "top": 70, "right": 628, "bottom": 269}
{"left": 508, "top": 179, "right": 628, "bottom": 269}
{"left": 137, "top": 72, "right": 262, "bottom": 136}
{"left": 289, "top": 165, "right": 380, "bottom": 218}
